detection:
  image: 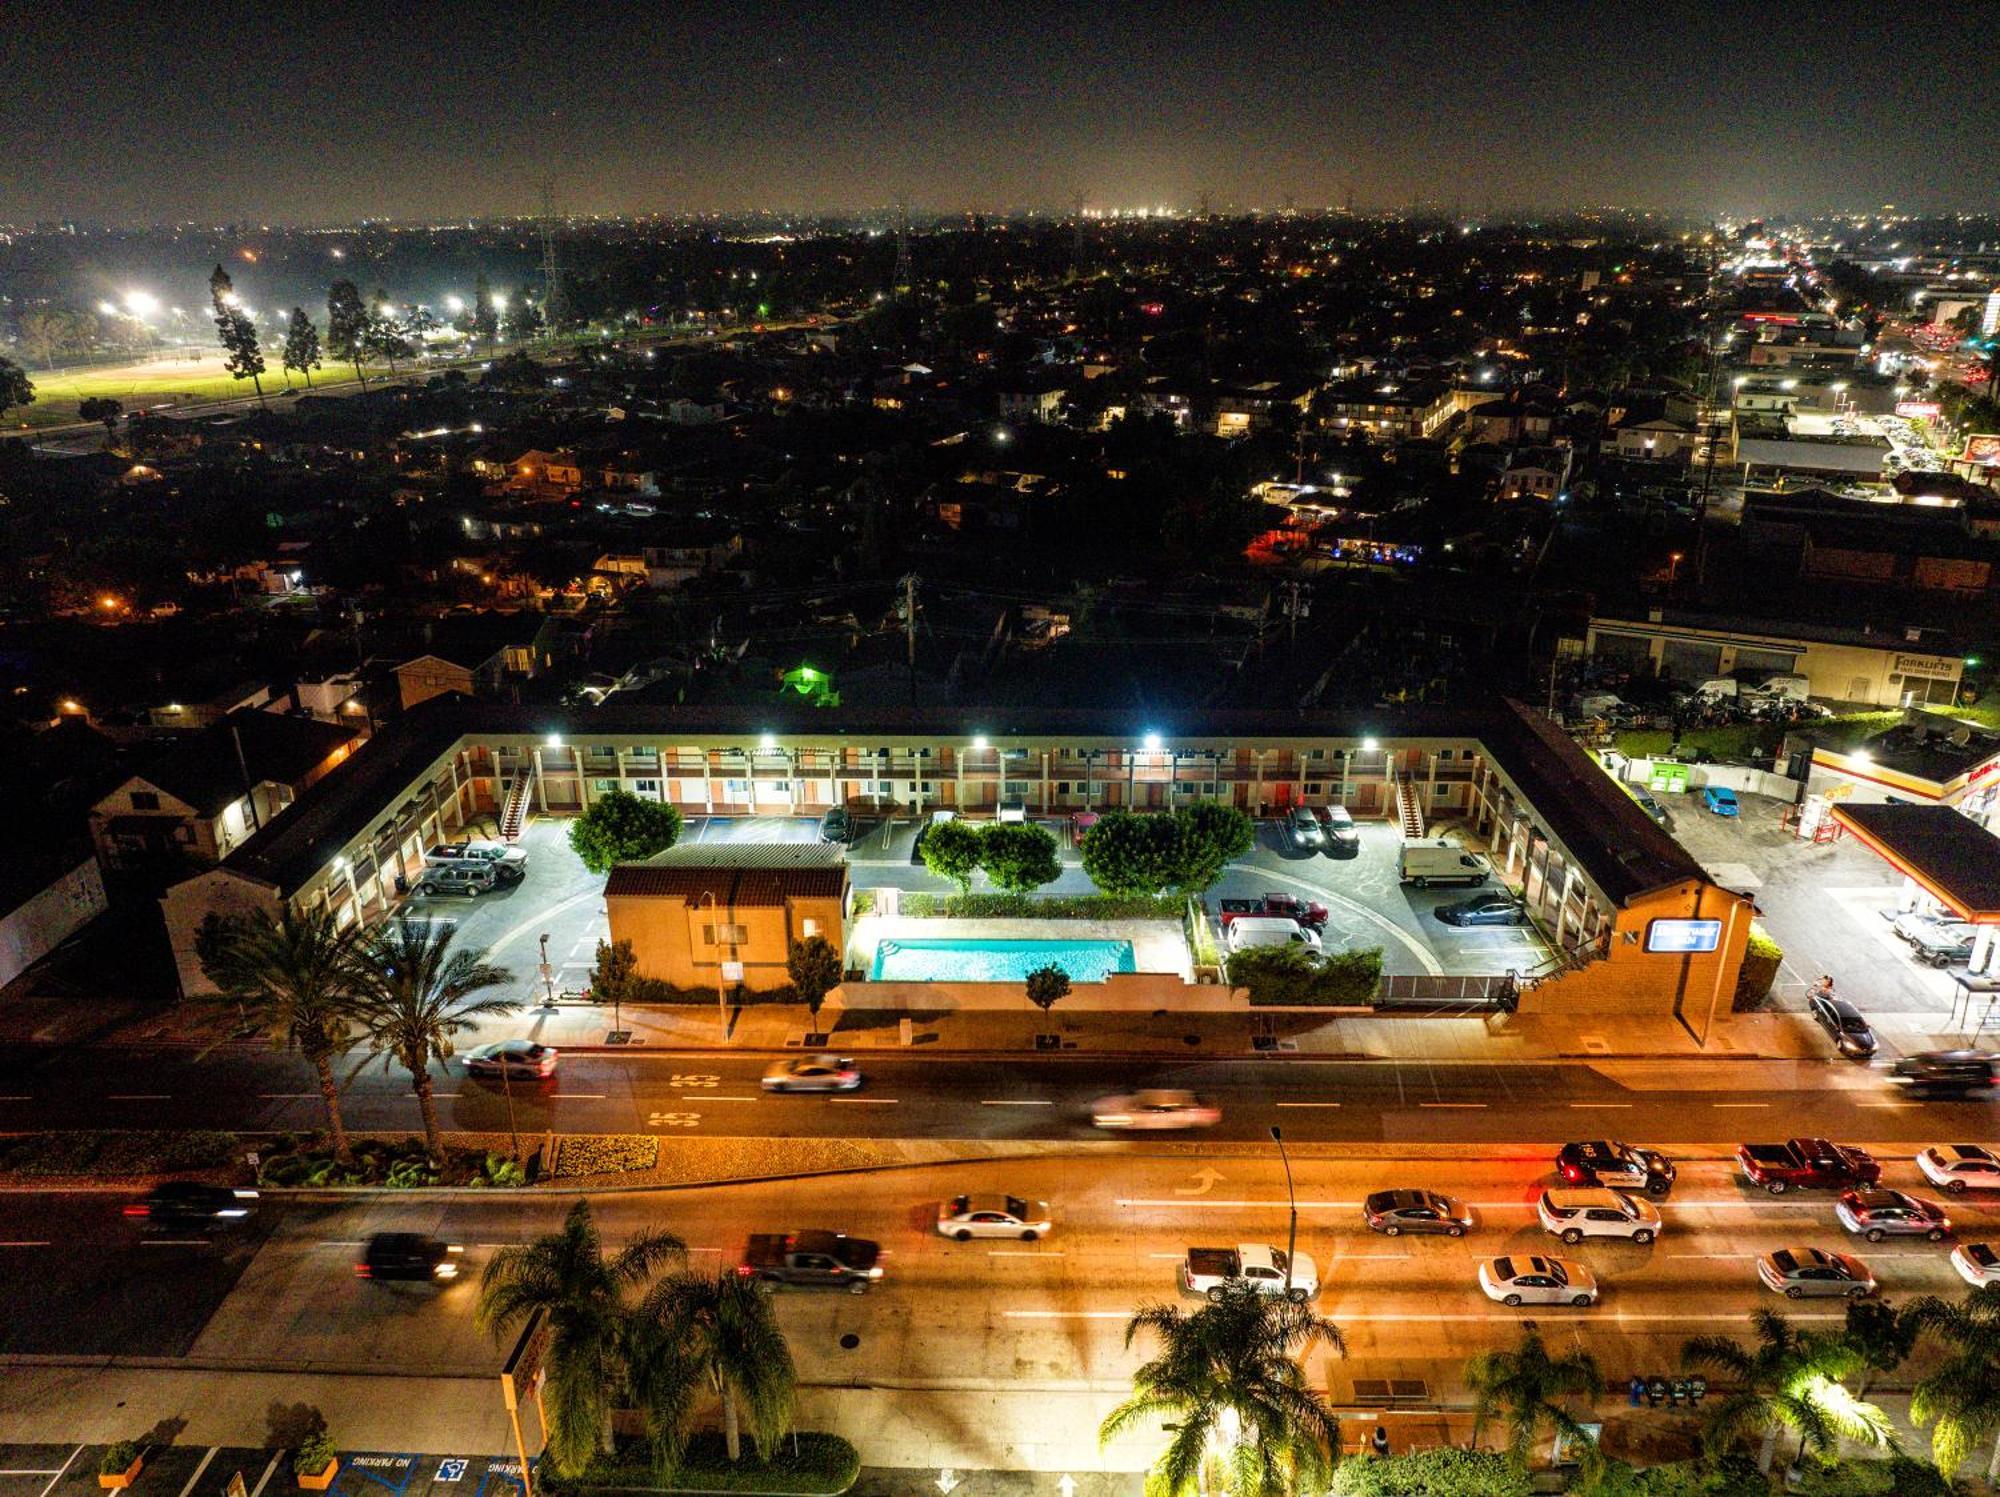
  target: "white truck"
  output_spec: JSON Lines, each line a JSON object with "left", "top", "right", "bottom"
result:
{"left": 1398, "top": 839, "right": 1493, "bottom": 888}
{"left": 1181, "top": 1243, "right": 1318, "bottom": 1302}
{"left": 1225, "top": 916, "right": 1323, "bottom": 954}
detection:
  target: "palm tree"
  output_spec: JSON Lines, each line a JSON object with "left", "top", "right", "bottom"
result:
{"left": 353, "top": 919, "right": 517, "bottom": 1160}
{"left": 195, "top": 906, "right": 366, "bottom": 1162}
{"left": 1682, "top": 1308, "right": 1892, "bottom": 1474}
{"left": 479, "top": 1201, "right": 686, "bottom": 1477}
{"left": 628, "top": 1270, "right": 795, "bottom": 1470}
{"left": 1467, "top": 1330, "right": 1604, "bottom": 1471}
{"left": 1906, "top": 1286, "right": 2000, "bottom": 1481}
{"left": 1099, "top": 1283, "right": 1344, "bottom": 1497}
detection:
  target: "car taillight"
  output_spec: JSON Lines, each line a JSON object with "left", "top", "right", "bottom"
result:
{"left": 354, "top": 1264, "right": 371, "bottom": 1277}
{"left": 123, "top": 1204, "right": 150, "bottom": 1217}
{"left": 735, "top": 1264, "right": 755, "bottom": 1277}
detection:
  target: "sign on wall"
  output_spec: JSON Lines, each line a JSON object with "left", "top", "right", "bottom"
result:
{"left": 1648, "top": 762, "right": 1691, "bottom": 795}
{"left": 1646, "top": 918, "right": 1723, "bottom": 954}
{"left": 1964, "top": 435, "right": 2000, "bottom": 468}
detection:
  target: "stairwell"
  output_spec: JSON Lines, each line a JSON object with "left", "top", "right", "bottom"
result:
{"left": 498, "top": 768, "right": 533, "bottom": 841}
{"left": 1393, "top": 772, "right": 1426, "bottom": 840}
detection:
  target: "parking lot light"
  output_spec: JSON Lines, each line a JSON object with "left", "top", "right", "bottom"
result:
{"left": 545, "top": 732, "right": 563, "bottom": 749}
{"left": 972, "top": 734, "right": 989, "bottom": 751}
{"left": 1361, "top": 736, "right": 1380, "bottom": 752}
{"left": 1143, "top": 731, "right": 1163, "bottom": 752}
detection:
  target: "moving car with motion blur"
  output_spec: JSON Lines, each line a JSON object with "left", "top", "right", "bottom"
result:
{"left": 739, "top": 1230, "right": 882, "bottom": 1293}
{"left": 463, "top": 1040, "right": 558, "bottom": 1080}
{"left": 356, "top": 1233, "right": 463, "bottom": 1282}
{"left": 936, "top": 1194, "right": 1052, "bottom": 1242}
{"left": 123, "top": 1182, "right": 260, "bottom": 1234}
{"left": 761, "top": 1055, "right": 863, "bottom": 1093}
{"left": 1089, "top": 1089, "right": 1221, "bottom": 1131}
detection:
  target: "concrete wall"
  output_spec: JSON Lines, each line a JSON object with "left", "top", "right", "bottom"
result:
{"left": 159, "top": 868, "right": 286, "bottom": 997}
{"left": 0, "top": 856, "right": 108, "bottom": 988}
{"left": 831, "top": 971, "right": 1203, "bottom": 1013}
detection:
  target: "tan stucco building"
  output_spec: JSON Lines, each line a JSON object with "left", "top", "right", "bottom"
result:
{"left": 604, "top": 843, "right": 849, "bottom": 993}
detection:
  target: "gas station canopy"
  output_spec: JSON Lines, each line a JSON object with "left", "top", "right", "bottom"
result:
{"left": 1832, "top": 803, "right": 2000, "bottom": 923}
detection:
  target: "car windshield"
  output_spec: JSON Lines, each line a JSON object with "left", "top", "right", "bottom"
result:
{"left": 1547, "top": 1261, "right": 1571, "bottom": 1286}
{"left": 1005, "top": 1196, "right": 1028, "bottom": 1218}
{"left": 1839, "top": 1017, "right": 1871, "bottom": 1034}
{"left": 1493, "top": 1256, "right": 1517, "bottom": 1279}
{"left": 948, "top": 1196, "right": 970, "bottom": 1214}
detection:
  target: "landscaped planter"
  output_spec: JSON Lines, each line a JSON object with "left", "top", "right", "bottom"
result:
{"left": 98, "top": 1457, "right": 144, "bottom": 1490}
{"left": 296, "top": 1460, "right": 339, "bottom": 1491}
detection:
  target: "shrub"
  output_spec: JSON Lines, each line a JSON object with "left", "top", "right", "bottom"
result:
{"left": 292, "top": 1433, "right": 337, "bottom": 1476}
{"left": 548, "top": 1135, "right": 659, "bottom": 1179}
{"left": 0, "top": 1130, "right": 240, "bottom": 1177}
{"left": 569, "top": 789, "right": 682, "bottom": 874}
{"left": 543, "top": 1432, "right": 858, "bottom": 1497}
{"left": 1230, "top": 944, "right": 1383, "bottom": 1006}
{"left": 474, "top": 1152, "right": 528, "bottom": 1188}
{"left": 1734, "top": 920, "right": 1783, "bottom": 1009}
{"left": 1332, "top": 1448, "right": 1530, "bottom": 1496}
{"left": 99, "top": 1443, "right": 144, "bottom": 1477}
{"left": 1789, "top": 1454, "right": 1958, "bottom": 1496}
{"left": 979, "top": 822, "right": 1061, "bottom": 892}
{"left": 898, "top": 891, "right": 1182, "bottom": 920}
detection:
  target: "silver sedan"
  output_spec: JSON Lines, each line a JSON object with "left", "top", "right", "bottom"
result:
{"left": 761, "top": 1055, "right": 863, "bottom": 1093}
{"left": 936, "top": 1193, "right": 1053, "bottom": 1242}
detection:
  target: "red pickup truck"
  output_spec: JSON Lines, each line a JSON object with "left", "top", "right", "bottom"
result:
{"left": 1217, "top": 893, "right": 1329, "bottom": 931}
{"left": 1737, "top": 1138, "right": 1882, "bottom": 1196}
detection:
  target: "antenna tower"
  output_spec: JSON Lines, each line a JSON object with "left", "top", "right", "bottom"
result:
{"left": 539, "top": 180, "right": 569, "bottom": 331}
{"left": 892, "top": 202, "right": 912, "bottom": 294}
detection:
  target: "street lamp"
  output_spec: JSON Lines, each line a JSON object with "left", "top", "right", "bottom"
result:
{"left": 1270, "top": 1125, "right": 1299, "bottom": 1296}
{"left": 701, "top": 889, "right": 731, "bottom": 1042}
{"left": 1668, "top": 552, "right": 1684, "bottom": 584}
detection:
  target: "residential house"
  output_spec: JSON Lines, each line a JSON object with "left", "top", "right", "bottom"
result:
{"left": 393, "top": 612, "right": 550, "bottom": 711}
{"left": 1498, "top": 446, "right": 1573, "bottom": 501}
{"left": 1317, "top": 378, "right": 1456, "bottom": 442}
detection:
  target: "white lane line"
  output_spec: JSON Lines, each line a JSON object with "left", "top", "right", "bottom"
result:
{"left": 259, "top": 1094, "right": 319, "bottom": 1099}
{"left": 1146, "top": 1252, "right": 1188, "bottom": 1259}
{"left": 1668, "top": 1252, "right": 1759, "bottom": 1259}
{"left": 1276, "top": 1102, "right": 1342, "bottom": 1109}
{"left": 1570, "top": 1103, "right": 1633, "bottom": 1109}
{"left": 1855, "top": 1102, "right": 1907, "bottom": 1109}
{"left": 982, "top": 1099, "right": 1054, "bottom": 1106}
{"left": 1119, "top": 1199, "right": 1363, "bottom": 1209}
{"left": 0, "top": 1241, "right": 52, "bottom": 1248}
{"left": 552, "top": 1093, "right": 606, "bottom": 1099}
{"left": 705, "top": 1095, "right": 758, "bottom": 1103}
{"left": 1420, "top": 1103, "right": 1487, "bottom": 1109}
{"left": 139, "top": 1239, "right": 210, "bottom": 1247}
{"left": 106, "top": 1094, "right": 171, "bottom": 1100}
{"left": 1004, "top": 1309, "right": 1843, "bottom": 1324}
{"left": 0, "top": 1096, "right": 33, "bottom": 1101}
{"left": 832, "top": 1097, "right": 898, "bottom": 1104}
{"left": 989, "top": 1250, "right": 1065, "bottom": 1257}
{"left": 1712, "top": 1102, "right": 1770, "bottom": 1108}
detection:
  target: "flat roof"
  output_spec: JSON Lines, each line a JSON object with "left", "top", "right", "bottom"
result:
{"left": 1832, "top": 804, "right": 2000, "bottom": 921}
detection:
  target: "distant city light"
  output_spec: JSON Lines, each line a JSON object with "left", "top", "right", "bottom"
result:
{"left": 444, "top": 295, "right": 466, "bottom": 314}
{"left": 492, "top": 293, "right": 509, "bottom": 312}
{"left": 124, "top": 290, "right": 160, "bottom": 318}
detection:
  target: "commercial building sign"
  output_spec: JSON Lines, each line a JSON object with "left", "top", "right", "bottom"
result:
{"left": 1895, "top": 400, "right": 1942, "bottom": 419}
{"left": 1894, "top": 653, "right": 1961, "bottom": 679}
{"left": 1964, "top": 434, "right": 2000, "bottom": 468}
{"left": 1646, "top": 918, "right": 1723, "bottom": 954}
{"left": 1647, "top": 761, "right": 1690, "bottom": 794}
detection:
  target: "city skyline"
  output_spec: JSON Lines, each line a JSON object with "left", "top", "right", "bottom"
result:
{"left": 10, "top": 2, "right": 1999, "bottom": 225}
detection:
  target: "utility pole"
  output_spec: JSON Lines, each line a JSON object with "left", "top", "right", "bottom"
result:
{"left": 892, "top": 201, "right": 912, "bottom": 295}
{"left": 900, "top": 573, "right": 920, "bottom": 704}
{"left": 1281, "top": 581, "right": 1311, "bottom": 646}
{"left": 1271, "top": 1126, "right": 1299, "bottom": 1296}
{"left": 539, "top": 180, "right": 569, "bottom": 336}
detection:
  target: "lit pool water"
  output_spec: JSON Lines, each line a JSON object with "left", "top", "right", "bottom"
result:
{"left": 869, "top": 938, "right": 1138, "bottom": 983}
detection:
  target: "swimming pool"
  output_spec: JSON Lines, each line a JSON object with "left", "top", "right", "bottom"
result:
{"left": 869, "top": 938, "right": 1138, "bottom": 983}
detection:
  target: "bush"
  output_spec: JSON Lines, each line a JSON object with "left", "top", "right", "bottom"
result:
{"left": 919, "top": 818, "right": 983, "bottom": 894}
{"left": 544, "top": 1432, "right": 859, "bottom": 1497}
{"left": 292, "top": 1433, "right": 337, "bottom": 1477}
{"left": 1789, "top": 1454, "right": 1958, "bottom": 1496}
{"left": 99, "top": 1443, "right": 143, "bottom": 1477}
{"left": 0, "top": 1130, "right": 240, "bottom": 1177}
{"left": 1734, "top": 920, "right": 1783, "bottom": 1009}
{"left": 254, "top": 1135, "right": 519, "bottom": 1188}
{"left": 547, "top": 1135, "right": 660, "bottom": 1179}
{"left": 1230, "top": 944, "right": 1383, "bottom": 1006}
{"left": 979, "top": 822, "right": 1061, "bottom": 893}
{"left": 897, "top": 891, "right": 1183, "bottom": 920}
{"left": 1332, "top": 1448, "right": 1530, "bottom": 1496}
{"left": 570, "top": 789, "right": 683, "bottom": 874}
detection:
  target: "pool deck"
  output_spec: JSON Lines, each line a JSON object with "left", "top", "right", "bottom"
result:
{"left": 848, "top": 915, "right": 1193, "bottom": 980}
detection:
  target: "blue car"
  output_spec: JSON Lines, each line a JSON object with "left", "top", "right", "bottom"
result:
{"left": 1702, "top": 786, "right": 1739, "bottom": 817}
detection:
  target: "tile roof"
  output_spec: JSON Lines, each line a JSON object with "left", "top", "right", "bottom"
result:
{"left": 603, "top": 859, "right": 847, "bottom": 905}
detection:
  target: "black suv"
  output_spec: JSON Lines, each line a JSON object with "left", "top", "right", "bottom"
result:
{"left": 123, "top": 1181, "right": 260, "bottom": 1233}
{"left": 1891, "top": 1052, "right": 1997, "bottom": 1093}
{"left": 1556, "top": 1141, "right": 1676, "bottom": 1196}
{"left": 355, "top": 1232, "right": 462, "bottom": 1282}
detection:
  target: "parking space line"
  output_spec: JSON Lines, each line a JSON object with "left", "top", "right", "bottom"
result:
{"left": 176, "top": 1447, "right": 220, "bottom": 1497}
{"left": 35, "top": 1448, "right": 81, "bottom": 1497}
{"left": 248, "top": 1453, "right": 281, "bottom": 1497}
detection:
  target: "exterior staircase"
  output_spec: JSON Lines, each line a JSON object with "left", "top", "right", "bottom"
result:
{"left": 499, "top": 769, "right": 533, "bottom": 841}
{"left": 1394, "top": 772, "right": 1426, "bottom": 840}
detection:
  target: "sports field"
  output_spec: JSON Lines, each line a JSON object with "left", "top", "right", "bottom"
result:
{"left": 5, "top": 350, "right": 361, "bottom": 431}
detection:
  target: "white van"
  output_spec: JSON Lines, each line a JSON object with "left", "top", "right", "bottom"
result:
{"left": 1692, "top": 677, "right": 1738, "bottom": 702}
{"left": 1225, "top": 917, "right": 1323, "bottom": 954}
{"left": 1398, "top": 839, "right": 1493, "bottom": 888}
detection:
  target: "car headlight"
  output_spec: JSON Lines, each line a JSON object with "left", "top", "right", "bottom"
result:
{"left": 867, "top": 1267, "right": 884, "bottom": 1278}
{"left": 434, "top": 1261, "right": 460, "bottom": 1279}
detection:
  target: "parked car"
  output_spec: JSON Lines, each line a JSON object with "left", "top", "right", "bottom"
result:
{"left": 464, "top": 1040, "right": 558, "bottom": 1080}
{"left": 761, "top": 1055, "right": 862, "bottom": 1093}
{"left": 123, "top": 1182, "right": 260, "bottom": 1233}
{"left": 817, "top": 806, "right": 852, "bottom": 844}
{"left": 1181, "top": 1244, "right": 1318, "bottom": 1302}
{"left": 1736, "top": 1138, "right": 1881, "bottom": 1195}
{"left": 936, "top": 1194, "right": 1052, "bottom": 1242}
{"left": 1398, "top": 840, "right": 1493, "bottom": 888}
{"left": 1089, "top": 1089, "right": 1220, "bottom": 1131}
{"left": 740, "top": 1230, "right": 882, "bottom": 1293}
{"left": 1556, "top": 1141, "right": 1676, "bottom": 1196}
{"left": 1891, "top": 1052, "right": 1998, "bottom": 1093}
{"left": 1758, "top": 1246, "right": 1876, "bottom": 1299}
{"left": 1625, "top": 787, "right": 1673, "bottom": 829}
{"left": 1952, "top": 1242, "right": 2000, "bottom": 1287}
{"left": 1478, "top": 1255, "right": 1598, "bottom": 1308}
{"left": 1537, "top": 1188, "right": 1662, "bottom": 1245}
{"left": 430, "top": 837, "right": 528, "bottom": 870}
{"left": 1701, "top": 785, "right": 1740, "bottom": 817}
{"left": 1834, "top": 1189, "right": 1952, "bottom": 1243}
{"left": 1287, "top": 806, "right": 1323, "bottom": 849}
{"left": 414, "top": 864, "right": 497, "bottom": 898}
{"left": 1807, "top": 992, "right": 1878, "bottom": 1059}
{"left": 1918, "top": 1144, "right": 2000, "bottom": 1195}
{"left": 1224, "top": 916, "right": 1321, "bottom": 954}
{"left": 1363, "top": 1189, "right": 1473, "bottom": 1237}
{"left": 356, "top": 1233, "right": 463, "bottom": 1282}
{"left": 1893, "top": 912, "right": 1978, "bottom": 968}
{"left": 1217, "top": 893, "right": 1329, "bottom": 932}
{"left": 1434, "top": 892, "right": 1530, "bottom": 928}
{"left": 1317, "top": 805, "right": 1361, "bottom": 855}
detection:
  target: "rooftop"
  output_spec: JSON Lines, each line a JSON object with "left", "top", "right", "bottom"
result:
{"left": 605, "top": 844, "right": 848, "bottom": 905}
{"left": 1832, "top": 804, "right": 2000, "bottom": 921}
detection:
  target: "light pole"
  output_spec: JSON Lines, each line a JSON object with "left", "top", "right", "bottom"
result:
{"left": 701, "top": 890, "right": 730, "bottom": 1042}
{"left": 1271, "top": 1124, "right": 1298, "bottom": 1296}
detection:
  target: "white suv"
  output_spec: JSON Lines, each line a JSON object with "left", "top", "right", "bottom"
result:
{"left": 1537, "top": 1188, "right": 1662, "bottom": 1245}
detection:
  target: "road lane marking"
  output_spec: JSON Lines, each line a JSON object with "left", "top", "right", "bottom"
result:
{"left": 1275, "top": 1102, "right": 1342, "bottom": 1109}
{"left": 1855, "top": 1102, "right": 1907, "bottom": 1108}
{"left": 553, "top": 1093, "right": 606, "bottom": 1099}
{"left": 1119, "top": 1199, "right": 1362, "bottom": 1209}
{"left": 0, "top": 1241, "right": 51, "bottom": 1247}
{"left": 1570, "top": 1103, "right": 1632, "bottom": 1109}
{"left": 259, "top": 1094, "right": 319, "bottom": 1099}
{"left": 139, "top": 1239, "right": 209, "bottom": 1247}
{"left": 0, "top": 1096, "right": 29, "bottom": 1101}
{"left": 989, "top": 1250, "right": 1065, "bottom": 1257}
{"left": 832, "top": 1097, "right": 898, "bottom": 1104}
{"left": 1419, "top": 1103, "right": 1486, "bottom": 1109}
{"left": 982, "top": 1099, "right": 1054, "bottom": 1106}
{"left": 1712, "top": 1103, "right": 1771, "bottom": 1108}
{"left": 705, "top": 1095, "right": 758, "bottom": 1102}
{"left": 106, "top": 1094, "right": 170, "bottom": 1100}
{"left": 1146, "top": 1252, "right": 1188, "bottom": 1259}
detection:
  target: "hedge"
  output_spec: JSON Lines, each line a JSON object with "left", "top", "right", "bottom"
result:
{"left": 0, "top": 1130, "right": 240, "bottom": 1176}
{"left": 1229, "top": 945, "right": 1383, "bottom": 1006}
{"left": 541, "top": 1432, "right": 859, "bottom": 1496}
{"left": 896, "top": 891, "right": 1183, "bottom": 920}
{"left": 1733, "top": 920, "right": 1783, "bottom": 1010}
{"left": 546, "top": 1135, "right": 660, "bottom": 1180}
{"left": 1789, "top": 1454, "right": 1958, "bottom": 1497}
{"left": 1331, "top": 1449, "right": 1529, "bottom": 1496}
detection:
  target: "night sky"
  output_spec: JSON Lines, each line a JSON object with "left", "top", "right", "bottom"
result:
{"left": 8, "top": 1, "right": 1996, "bottom": 224}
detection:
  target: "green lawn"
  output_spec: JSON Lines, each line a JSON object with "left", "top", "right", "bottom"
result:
{"left": 1614, "top": 710, "right": 1904, "bottom": 762}
{"left": 6, "top": 355, "right": 365, "bottom": 431}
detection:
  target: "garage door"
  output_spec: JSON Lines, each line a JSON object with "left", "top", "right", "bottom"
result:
{"left": 1660, "top": 640, "right": 1724, "bottom": 680}
{"left": 1734, "top": 647, "right": 1798, "bottom": 675}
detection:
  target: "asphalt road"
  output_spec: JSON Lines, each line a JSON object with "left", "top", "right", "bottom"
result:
{"left": 0, "top": 1044, "right": 1993, "bottom": 1146}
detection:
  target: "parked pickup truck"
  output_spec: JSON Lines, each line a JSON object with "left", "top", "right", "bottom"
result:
{"left": 1737, "top": 1138, "right": 1883, "bottom": 1196}
{"left": 739, "top": 1231, "right": 883, "bottom": 1293}
{"left": 1180, "top": 1244, "right": 1318, "bottom": 1302}
{"left": 1217, "top": 894, "right": 1330, "bottom": 931}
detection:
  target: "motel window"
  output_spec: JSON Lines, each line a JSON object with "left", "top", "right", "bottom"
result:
{"left": 701, "top": 923, "right": 750, "bottom": 945}
{"left": 1003, "top": 781, "right": 1031, "bottom": 797}
{"left": 635, "top": 779, "right": 659, "bottom": 793}
{"left": 1304, "top": 783, "right": 1322, "bottom": 796}
{"left": 1056, "top": 782, "right": 1072, "bottom": 794}
{"left": 593, "top": 779, "right": 618, "bottom": 794}
{"left": 1434, "top": 783, "right": 1451, "bottom": 800}
{"left": 130, "top": 791, "right": 160, "bottom": 811}
{"left": 802, "top": 918, "right": 821, "bottom": 939}
{"left": 175, "top": 825, "right": 195, "bottom": 844}
{"left": 592, "top": 745, "right": 617, "bottom": 758}
{"left": 771, "top": 780, "right": 791, "bottom": 794}
{"left": 725, "top": 780, "right": 751, "bottom": 796}
{"left": 1308, "top": 749, "right": 1325, "bottom": 760}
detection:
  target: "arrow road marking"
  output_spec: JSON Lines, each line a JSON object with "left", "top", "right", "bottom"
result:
{"left": 935, "top": 1470, "right": 961, "bottom": 1495}
{"left": 1175, "top": 1167, "right": 1225, "bottom": 1196}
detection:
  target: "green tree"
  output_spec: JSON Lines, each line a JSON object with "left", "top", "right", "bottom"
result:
{"left": 282, "top": 307, "right": 322, "bottom": 388}
{"left": 209, "top": 265, "right": 267, "bottom": 408}
{"left": 569, "top": 788, "right": 684, "bottom": 874}
{"left": 77, "top": 396, "right": 121, "bottom": 448}
{"left": 980, "top": 821, "right": 1061, "bottom": 892}
{"left": 1905, "top": 1284, "right": 2000, "bottom": 1481}
{"left": 1101, "top": 1284, "right": 1345, "bottom": 1497}
{"left": 477, "top": 1200, "right": 686, "bottom": 1477}
{"left": 194, "top": 906, "right": 366, "bottom": 1163}
{"left": 629, "top": 1269, "right": 796, "bottom": 1469}
{"left": 365, "top": 291, "right": 415, "bottom": 375}
{"left": 474, "top": 272, "right": 500, "bottom": 356}
{"left": 1172, "top": 804, "right": 1255, "bottom": 892}
{"left": 504, "top": 294, "right": 544, "bottom": 343}
{"left": 326, "top": 279, "right": 370, "bottom": 388}
{"left": 1844, "top": 1298, "right": 1915, "bottom": 1397}
{"left": 15, "top": 308, "right": 91, "bottom": 371}
{"left": 1682, "top": 1309, "right": 1890, "bottom": 1474}
{"left": 589, "top": 937, "right": 638, "bottom": 1007}
{"left": 1465, "top": 1330, "right": 1604, "bottom": 1471}
{"left": 1025, "top": 963, "right": 1070, "bottom": 1028}
{"left": 787, "top": 935, "right": 842, "bottom": 1029}
{"left": 353, "top": 920, "right": 517, "bottom": 1160}
{"left": 1079, "top": 810, "right": 1179, "bottom": 896}
{"left": 0, "top": 356, "right": 32, "bottom": 418}
{"left": 919, "top": 818, "right": 983, "bottom": 896}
